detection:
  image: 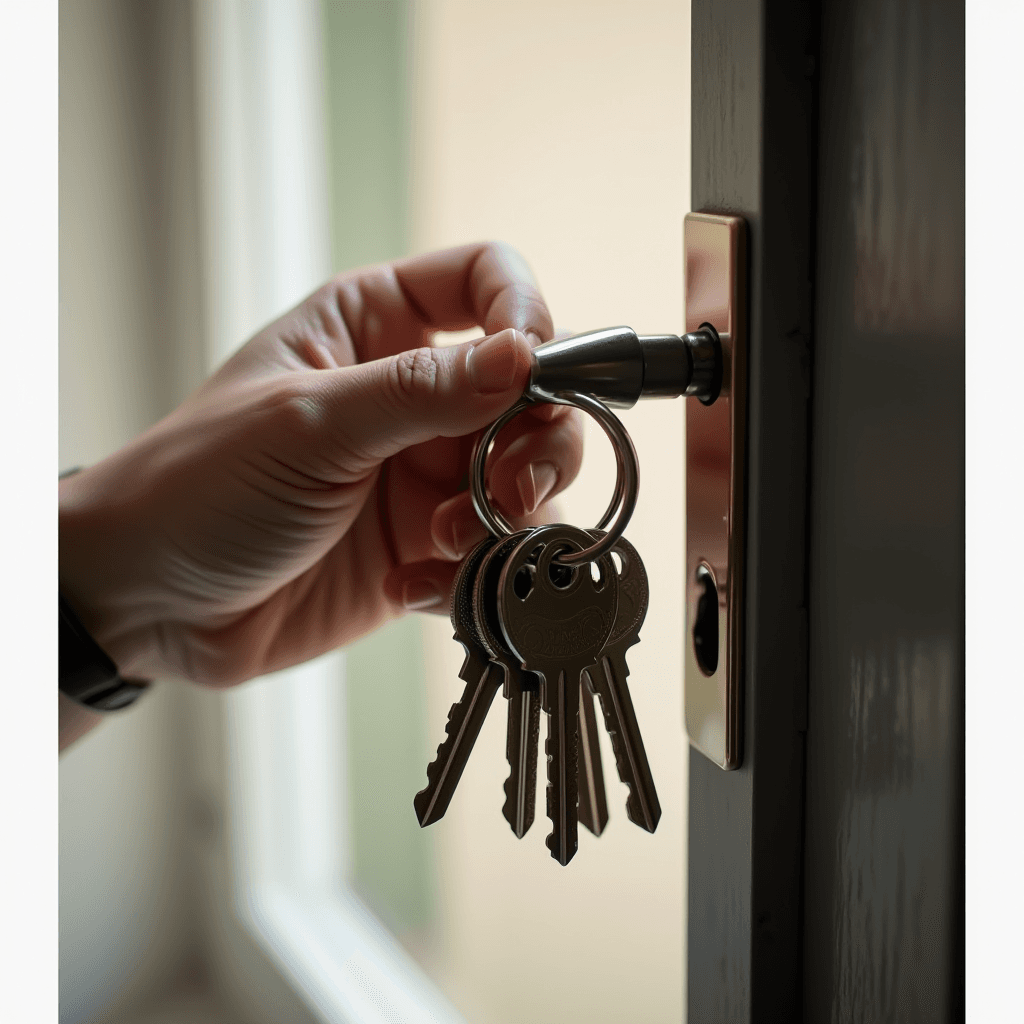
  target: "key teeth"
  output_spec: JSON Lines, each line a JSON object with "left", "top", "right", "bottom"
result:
{"left": 543, "top": 798, "right": 572, "bottom": 865}
{"left": 413, "top": 641, "right": 488, "bottom": 825}
{"left": 456, "top": 641, "right": 489, "bottom": 687}
{"left": 501, "top": 777, "right": 529, "bottom": 839}
{"left": 543, "top": 724, "right": 578, "bottom": 867}
{"left": 414, "top": 697, "right": 469, "bottom": 826}
{"left": 500, "top": 746, "right": 526, "bottom": 838}
{"left": 545, "top": 826, "right": 575, "bottom": 866}
{"left": 605, "top": 718, "right": 662, "bottom": 834}
{"left": 626, "top": 798, "right": 662, "bottom": 833}
{"left": 502, "top": 689, "right": 540, "bottom": 839}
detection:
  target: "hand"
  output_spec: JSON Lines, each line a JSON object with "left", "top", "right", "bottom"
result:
{"left": 58, "top": 242, "right": 583, "bottom": 689}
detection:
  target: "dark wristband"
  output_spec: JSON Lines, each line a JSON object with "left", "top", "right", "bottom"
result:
{"left": 59, "top": 593, "right": 149, "bottom": 711}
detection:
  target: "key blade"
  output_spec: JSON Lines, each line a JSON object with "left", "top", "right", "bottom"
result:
{"left": 502, "top": 673, "right": 540, "bottom": 838}
{"left": 495, "top": 525, "right": 618, "bottom": 865}
{"left": 544, "top": 668, "right": 580, "bottom": 866}
{"left": 592, "top": 649, "right": 661, "bottom": 833}
{"left": 414, "top": 664, "right": 501, "bottom": 827}
{"left": 577, "top": 680, "right": 609, "bottom": 836}
{"left": 455, "top": 632, "right": 490, "bottom": 687}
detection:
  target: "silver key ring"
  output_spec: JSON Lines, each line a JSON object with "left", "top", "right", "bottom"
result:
{"left": 469, "top": 390, "right": 639, "bottom": 567}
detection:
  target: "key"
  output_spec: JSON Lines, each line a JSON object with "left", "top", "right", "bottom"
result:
{"left": 583, "top": 531, "right": 661, "bottom": 833}
{"left": 498, "top": 524, "right": 619, "bottom": 865}
{"left": 472, "top": 530, "right": 542, "bottom": 839}
{"left": 577, "top": 680, "right": 609, "bottom": 836}
{"left": 414, "top": 537, "right": 501, "bottom": 827}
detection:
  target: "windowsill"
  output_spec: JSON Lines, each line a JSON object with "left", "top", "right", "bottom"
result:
{"left": 237, "top": 885, "right": 465, "bottom": 1024}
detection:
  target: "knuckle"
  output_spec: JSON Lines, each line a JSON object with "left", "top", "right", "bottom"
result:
{"left": 388, "top": 347, "right": 440, "bottom": 405}
{"left": 267, "top": 380, "right": 326, "bottom": 438}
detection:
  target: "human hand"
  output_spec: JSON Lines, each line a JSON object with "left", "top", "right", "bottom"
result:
{"left": 58, "top": 243, "right": 582, "bottom": 688}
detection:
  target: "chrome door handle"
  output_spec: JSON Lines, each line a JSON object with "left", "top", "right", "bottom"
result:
{"left": 528, "top": 323, "right": 723, "bottom": 408}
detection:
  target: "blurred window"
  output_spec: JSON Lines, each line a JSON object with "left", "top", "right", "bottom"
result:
{"left": 200, "top": 4, "right": 690, "bottom": 1024}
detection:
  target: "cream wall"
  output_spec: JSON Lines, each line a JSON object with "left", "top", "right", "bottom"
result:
{"left": 408, "top": 3, "right": 691, "bottom": 1022}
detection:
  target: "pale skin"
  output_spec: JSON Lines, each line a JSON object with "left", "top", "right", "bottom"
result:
{"left": 59, "top": 242, "right": 583, "bottom": 751}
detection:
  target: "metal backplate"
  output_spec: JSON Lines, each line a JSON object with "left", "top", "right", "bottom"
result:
{"left": 684, "top": 213, "right": 746, "bottom": 770}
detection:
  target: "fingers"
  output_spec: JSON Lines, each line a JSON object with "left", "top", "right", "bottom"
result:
{"left": 429, "top": 409, "right": 584, "bottom": 559}
{"left": 225, "top": 243, "right": 562, "bottom": 412}
{"left": 304, "top": 328, "right": 533, "bottom": 472}
{"left": 382, "top": 559, "right": 459, "bottom": 616}
{"left": 319, "top": 242, "right": 554, "bottom": 366}
{"left": 394, "top": 242, "right": 555, "bottom": 343}
{"left": 490, "top": 418, "right": 583, "bottom": 515}
{"left": 429, "top": 494, "right": 491, "bottom": 562}
{"left": 383, "top": 488, "right": 560, "bottom": 615}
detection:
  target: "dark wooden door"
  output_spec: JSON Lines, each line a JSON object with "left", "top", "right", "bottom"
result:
{"left": 687, "top": 2, "right": 964, "bottom": 1021}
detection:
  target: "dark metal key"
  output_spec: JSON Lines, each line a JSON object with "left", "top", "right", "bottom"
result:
{"left": 414, "top": 538, "right": 501, "bottom": 827}
{"left": 472, "top": 530, "right": 541, "bottom": 839}
{"left": 583, "top": 531, "right": 661, "bottom": 833}
{"left": 498, "top": 525, "right": 618, "bottom": 866}
{"left": 577, "top": 681, "right": 609, "bottom": 836}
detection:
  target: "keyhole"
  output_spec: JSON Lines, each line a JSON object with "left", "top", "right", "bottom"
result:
{"left": 693, "top": 564, "right": 719, "bottom": 675}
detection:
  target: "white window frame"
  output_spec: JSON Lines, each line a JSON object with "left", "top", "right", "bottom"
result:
{"left": 187, "top": 4, "right": 462, "bottom": 1021}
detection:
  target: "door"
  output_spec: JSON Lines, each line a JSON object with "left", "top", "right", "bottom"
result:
{"left": 686, "top": 2, "right": 964, "bottom": 1021}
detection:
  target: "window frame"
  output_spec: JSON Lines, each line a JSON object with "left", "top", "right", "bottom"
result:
{"left": 187, "top": 3, "right": 462, "bottom": 1020}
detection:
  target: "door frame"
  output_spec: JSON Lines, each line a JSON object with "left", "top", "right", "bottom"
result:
{"left": 687, "top": 3, "right": 819, "bottom": 1020}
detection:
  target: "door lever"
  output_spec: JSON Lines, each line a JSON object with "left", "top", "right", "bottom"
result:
{"left": 528, "top": 324, "right": 722, "bottom": 409}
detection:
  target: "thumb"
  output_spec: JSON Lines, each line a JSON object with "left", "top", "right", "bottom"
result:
{"left": 316, "top": 328, "right": 532, "bottom": 463}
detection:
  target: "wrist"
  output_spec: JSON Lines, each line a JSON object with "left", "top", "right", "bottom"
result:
{"left": 59, "top": 461, "right": 164, "bottom": 679}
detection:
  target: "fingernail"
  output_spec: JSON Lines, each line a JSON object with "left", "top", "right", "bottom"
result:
{"left": 446, "top": 516, "right": 489, "bottom": 560}
{"left": 467, "top": 330, "right": 520, "bottom": 393}
{"left": 526, "top": 330, "right": 544, "bottom": 348}
{"left": 402, "top": 578, "right": 443, "bottom": 611}
{"left": 516, "top": 461, "right": 558, "bottom": 515}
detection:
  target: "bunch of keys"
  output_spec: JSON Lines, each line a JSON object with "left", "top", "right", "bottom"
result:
{"left": 413, "top": 390, "right": 661, "bottom": 865}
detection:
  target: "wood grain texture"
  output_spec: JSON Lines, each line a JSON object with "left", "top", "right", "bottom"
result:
{"left": 688, "top": 2, "right": 819, "bottom": 1020}
{"left": 802, "top": 0, "right": 965, "bottom": 1020}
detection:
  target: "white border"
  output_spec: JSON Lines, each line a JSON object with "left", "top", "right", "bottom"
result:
{"left": 965, "top": 1, "right": 1024, "bottom": 1018}
{"left": 1, "top": 2, "right": 58, "bottom": 1021}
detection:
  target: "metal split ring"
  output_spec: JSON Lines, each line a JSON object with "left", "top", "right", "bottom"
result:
{"left": 469, "top": 390, "right": 639, "bottom": 566}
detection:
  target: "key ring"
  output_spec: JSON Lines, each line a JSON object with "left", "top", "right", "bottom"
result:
{"left": 470, "top": 390, "right": 639, "bottom": 566}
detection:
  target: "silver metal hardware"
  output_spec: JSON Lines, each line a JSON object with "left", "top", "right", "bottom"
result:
{"left": 683, "top": 212, "right": 746, "bottom": 771}
{"left": 470, "top": 390, "right": 639, "bottom": 567}
{"left": 466, "top": 212, "right": 748, "bottom": 776}
{"left": 528, "top": 325, "right": 722, "bottom": 408}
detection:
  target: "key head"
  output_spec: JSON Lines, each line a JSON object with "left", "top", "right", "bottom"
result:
{"left": 497, "top": 524, "right": 619, "bottom": 682}
{"left": 473, "top": 529, "right": 540, "bottom": 693}
{"left": 473, "top": 531, "right": 530, "bottom": 664}
{"left": 587, "top": 529, "right": 649, "bottom": 651}
{"left": 450, "top": 537, "right": 497, "bottom": 683}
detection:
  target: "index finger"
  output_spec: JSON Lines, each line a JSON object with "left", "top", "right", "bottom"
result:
{"left": 397, "top": 240, "right": 553, "bottom": 337}
{"left": 397, "top": 243, "right": 572, "bottom": 425}
{"left": 335, "top": 241, "right": 555, "bottom": 363}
